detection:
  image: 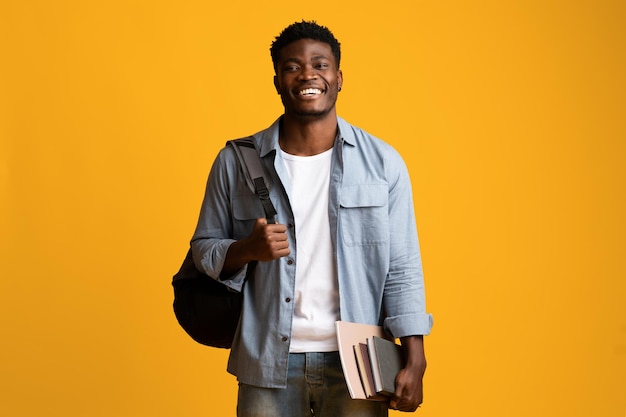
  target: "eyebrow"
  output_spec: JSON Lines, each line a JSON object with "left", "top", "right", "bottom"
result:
{"left": 282, "top": 55, "right": 330, "bottom": 65}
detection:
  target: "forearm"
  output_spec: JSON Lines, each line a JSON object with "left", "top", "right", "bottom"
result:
{"left": 220, "top": 238, "right": 255, "bottom": 278}
{"left": 401, "top": 335, "right": 427, "bottom": 376}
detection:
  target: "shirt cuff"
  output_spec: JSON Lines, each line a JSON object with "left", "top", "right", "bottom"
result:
{"left": 193, "top": 239, "right": 247, "bottom": 292}
{"left": 384, "top": 313, "right": 434, "bottom": 338}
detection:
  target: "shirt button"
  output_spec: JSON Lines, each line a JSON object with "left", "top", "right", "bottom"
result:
{"left": 285, "top": 297, "right": 291, "bottom": 303}
{"left": 287, "top": 259, "right": 294, "bottom": 265}
{"left": 282, "top": 336, "right": 288, "bottom": 342}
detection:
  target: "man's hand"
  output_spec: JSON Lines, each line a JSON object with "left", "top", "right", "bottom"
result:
{"left": 389, "top": 335, "right": 426, "bottom": 412}
{"left": 244, "top": 218, "right": 291, "bottom": 262}
{"left": 221, "top": 218, "right": 290, "bottom": 276}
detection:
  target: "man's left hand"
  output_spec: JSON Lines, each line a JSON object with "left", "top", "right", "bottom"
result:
{"left": 389, "top": 335, "right": 426, "bottom": 412}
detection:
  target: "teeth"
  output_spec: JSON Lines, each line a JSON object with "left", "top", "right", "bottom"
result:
{"left": 299, "top": 88, "right": 322, "bottom": 96}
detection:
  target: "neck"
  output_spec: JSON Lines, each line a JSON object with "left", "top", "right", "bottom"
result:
{"left": 279, "top": 110, "right": 338, "bottom": 156}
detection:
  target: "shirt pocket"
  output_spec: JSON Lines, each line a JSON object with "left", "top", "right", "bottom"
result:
{"left": 232, "top": 193, "right": 265, "bottom": 239}
{"left": 339, "top": 184, "right": 389, "bottom": 246}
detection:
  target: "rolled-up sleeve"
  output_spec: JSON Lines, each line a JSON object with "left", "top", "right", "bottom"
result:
{"left": 190, "top": 148, "right": 249, "bottom": 292}
{"left": 381, "top": 147, "right": 433, "bottom": 337}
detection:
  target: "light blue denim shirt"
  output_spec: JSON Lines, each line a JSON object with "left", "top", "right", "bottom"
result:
{"left": 191, "top": 116, "right": 433, "bottom": 388}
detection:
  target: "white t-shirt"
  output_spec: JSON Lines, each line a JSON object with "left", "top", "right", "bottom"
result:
{"left": 280, "top": 147, "right": 340, "bottom": 352}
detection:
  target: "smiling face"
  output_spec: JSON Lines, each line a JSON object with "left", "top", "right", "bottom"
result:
{"left": 273, "top": 39, "right": 343, "bottom": 120}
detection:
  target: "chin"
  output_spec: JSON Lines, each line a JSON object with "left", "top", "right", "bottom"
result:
{"left": 290, "top": 105, "right": 336, "bottom": 118}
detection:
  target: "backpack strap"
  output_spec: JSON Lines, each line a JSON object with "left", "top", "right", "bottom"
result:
{"left": 227, "top": 138, "right": 277, "bottom": 224}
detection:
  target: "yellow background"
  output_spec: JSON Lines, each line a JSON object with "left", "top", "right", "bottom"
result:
{"left": 1, "top": 1, "right": 625, "bottom": 416}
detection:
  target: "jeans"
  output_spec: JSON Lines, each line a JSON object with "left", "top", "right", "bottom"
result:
{"left": 237, "top": 352, "right": 388, "bottom": 417}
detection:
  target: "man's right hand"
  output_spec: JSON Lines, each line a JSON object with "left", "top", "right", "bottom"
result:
{"left": 245, "top": 218, "right": 291, "bottom": 262}
{"left": 221, "top": 218, "right": 290, "bottom": 277}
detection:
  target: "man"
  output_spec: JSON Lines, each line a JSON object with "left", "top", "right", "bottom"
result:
{"left": 191, "top": 20, "right": 433, "bottom": 416}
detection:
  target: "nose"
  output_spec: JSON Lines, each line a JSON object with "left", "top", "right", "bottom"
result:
{"left": 297, "top": 64, "right": 318, "bottom": 81}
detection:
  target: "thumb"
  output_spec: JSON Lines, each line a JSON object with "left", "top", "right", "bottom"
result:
{"left": 254, "top": 217, "right": 268, "bottom": 229}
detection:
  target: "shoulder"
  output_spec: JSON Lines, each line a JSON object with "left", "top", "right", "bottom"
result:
{"left": 214, "top": 117, "right": 280, "bottom": 165}
{"left": 337, "top": 116, "right": 406, "bottom": 167}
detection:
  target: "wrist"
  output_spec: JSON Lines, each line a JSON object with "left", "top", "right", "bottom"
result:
{"left": 401, "top": 335, "right": 427, "bottom": 372}
{"left": 222, "top": 239, "right": 254, "bottom": 277}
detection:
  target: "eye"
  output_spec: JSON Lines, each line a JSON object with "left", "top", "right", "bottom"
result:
{"left": 283, "top": 65, "right": 300, "bottom": 72}
{"left": 315, "top": 62, "right": 330, "bottom": 70}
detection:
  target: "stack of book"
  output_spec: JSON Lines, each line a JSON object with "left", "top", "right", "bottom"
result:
{"left": 336, "top": 321, "right": 405, "bottom": 401}
{"left": 354, "top": 336, "right": 404, "bottom": 399}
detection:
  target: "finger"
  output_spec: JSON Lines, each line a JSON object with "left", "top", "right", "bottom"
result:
{"left": 270, "top": 232, "right": 289, "bottom": 242}
{"left": 266, "top": 223, "right": 288, "bottom": 233}
{"left": 392, "top": 397, "right": 421, "bottom": 413}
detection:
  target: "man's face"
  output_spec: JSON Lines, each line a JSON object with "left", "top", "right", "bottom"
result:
{"left": 273, "top": 39, "right": 343, "bottom": 119}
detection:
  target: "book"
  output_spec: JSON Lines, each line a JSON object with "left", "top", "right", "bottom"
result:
{"left": 369, "top": 336, "right": 405, "bottom": 397}
{"left": 353, "top": 343, "right": 385, "bottom": 400}
{"left": 335, "top": 321, "right": 388, "bottom": 400}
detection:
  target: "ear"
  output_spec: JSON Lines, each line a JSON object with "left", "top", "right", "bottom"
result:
{"left": 337, "top": 69, "right": 343, "bottom": 91}
{"left": 273, "top": 75, "right": 280, "bottom": 94}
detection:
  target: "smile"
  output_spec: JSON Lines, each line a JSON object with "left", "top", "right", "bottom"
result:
{"left": 298, "top": 88, "right": 323, "bottom": 96}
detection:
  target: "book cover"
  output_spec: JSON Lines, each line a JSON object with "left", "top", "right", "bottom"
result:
{"left": 370, "top": 336, "right": 405, "bottom": 396}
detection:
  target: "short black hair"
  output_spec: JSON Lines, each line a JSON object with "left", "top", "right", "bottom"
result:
{"left": 270, "top": 20, "right": 341, "bottom": 71}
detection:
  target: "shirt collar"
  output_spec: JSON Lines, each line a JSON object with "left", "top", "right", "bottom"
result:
{"left": 256, "top": 115, "right": 356, "bottom": 158}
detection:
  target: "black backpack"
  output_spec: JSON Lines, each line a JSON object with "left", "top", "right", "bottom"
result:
{"left": 172, "top": 137, "right": 276, "bottom": 348}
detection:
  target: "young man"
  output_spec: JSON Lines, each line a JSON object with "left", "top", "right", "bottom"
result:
{"left": 191, "top": 21, "right": 433, "bottom": 416}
